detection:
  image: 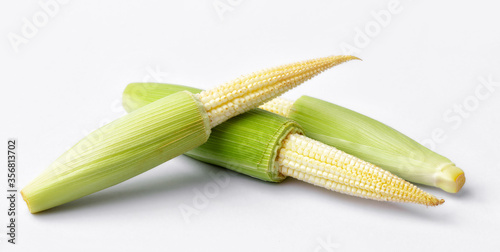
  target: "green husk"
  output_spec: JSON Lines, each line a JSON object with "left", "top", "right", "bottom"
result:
{"left": 22, "top": 91, "right": 211, "bottom": 213}
{"left": 188, "top": 109, "right": 302, "bottom": 182}
{"left": 122, "top": 82, "right": 202, "bottom": 112}
{"left": 124, "top": 83, "right": 465, "bottom": 193}
{"left": 123, "top": 83, "right": 303, "bottom": 182}
{"left": 288, "top": 96, "right": 464, "bottom": 193}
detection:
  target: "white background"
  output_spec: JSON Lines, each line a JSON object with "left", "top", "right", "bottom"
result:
{"left": 1, "top": 1, "right": 499, "bottom": 251}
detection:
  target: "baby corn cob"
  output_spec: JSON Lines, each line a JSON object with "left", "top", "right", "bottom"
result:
{"left": 125, "top": 83, "right": 465, "bottom": 193}
{"left": 22, "top": 55, "right": 357, "bottom": 213}
{"left": 266, "top": 96, "right": 465, "bottom": 193}
{"left": 123, "top": 85, "right": 444, "bottom": 206}
{"left": 198, "top": 56, "right": 359, "bottom": 127}
{"left": 279, "top": 134, "right": 443, "bottom": 206}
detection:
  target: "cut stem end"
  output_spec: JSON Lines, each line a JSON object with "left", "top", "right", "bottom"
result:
{"left": 435, "top": 164, "right": 466, "bottom": 193}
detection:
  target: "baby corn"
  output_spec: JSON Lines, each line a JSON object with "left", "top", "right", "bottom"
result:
{"left": 279, "top": 134, "right": 443, "bottom": 206}
{"left": 266, "top": 96, "right": 465, "bottom": 193}
{"left": 124, "top": 83, "right": 465, "bottom": 193}
{"left": 123, "top": 85, "right": 444, "bottom": 206}
{"left": 22, "top": 55, "right": 357, "bottom": 213}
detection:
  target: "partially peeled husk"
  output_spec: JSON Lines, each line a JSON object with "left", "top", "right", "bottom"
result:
{"left": 124, "top": 83, "right": 465, "bottom": 193}
{"left": 123, "top": 83, "right": 303, "bottom": 182}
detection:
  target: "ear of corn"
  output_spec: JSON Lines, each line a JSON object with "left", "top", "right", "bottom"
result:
{"left": 23, "top": 55, "right": 356, "bottom": 213}
{"left": 124, "top": 83, "right": 465, "bottom": 193}
{"left": 22, "top": 91, "right": 211, "bottom": 213}
{"left": 196, "top": 55, "right": 359, "bottom": 128}
{"left": 278, "top": 133, "right": 443, "bottom": 206}
{"left": 124, "top": 83, "right": 301, "bottom": 182}
{"left": 287, "top": 96, "right": 464, "bottom": 193}
{"left": 123, "top": 84, "right": 444, "bottom": 206}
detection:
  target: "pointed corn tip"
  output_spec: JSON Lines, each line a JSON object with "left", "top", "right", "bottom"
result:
{"left": 198, "top": 55, "right": 359, "bottom": 128}
{"left": 431, "top": 197, "right": 445, "bottom": 206}
{"left": 321, "top": 55, "right": 361, "bottom": 65}
{"left": 423, "top": 194, "right": 445, "bottom": 206}
{"left": 339, "top": 55, "right": 362, "bottom": 61}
